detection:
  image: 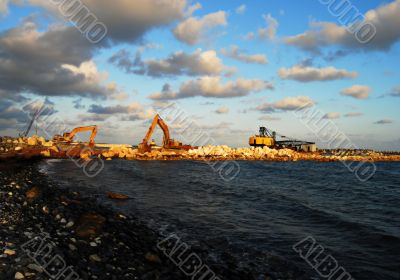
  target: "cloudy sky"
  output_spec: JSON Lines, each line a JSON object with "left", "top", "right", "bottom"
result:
{"left": 0, "top": 0, "right": 399, "bottom": 150}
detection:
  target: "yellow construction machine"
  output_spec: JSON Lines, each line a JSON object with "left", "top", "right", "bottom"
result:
{"left": 249, "top": 127, "right": 276, "bottom": 148}
{"left": 53, "top": 125, "right": 98, "bottom": 147}
{"left": 138, "top": 114, "right": 192, "bottom": 153}
{"left": 249, "top": 126, "right": 317, "bottom": 152}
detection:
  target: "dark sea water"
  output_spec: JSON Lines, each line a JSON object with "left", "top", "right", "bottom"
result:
{"left": 39, "top": 160, "right": 400, "bottom": 279}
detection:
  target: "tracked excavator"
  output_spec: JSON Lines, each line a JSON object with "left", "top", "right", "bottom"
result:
{"left": 53, "top": 125, "right": 98, "bottom": 147}
{"left": 139, "top": 114, "right": 189, "bottom": 153}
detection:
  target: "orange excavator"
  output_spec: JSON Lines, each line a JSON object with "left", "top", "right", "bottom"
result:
{"left": 138, "top": 114, "right": 186, "bottom": 153}
{"left": 53, "top": 125, "right": 98, "bottom": 147}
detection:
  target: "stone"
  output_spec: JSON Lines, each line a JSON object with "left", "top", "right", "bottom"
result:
{"left": 40, "top": 150, "right": 51, "bottom": 157}
{"left": 28, "top": 264, "right": 44, "bottom": 273}
{"left": 66, "top": 221, "right": 74, "bottom": 228}
{"left": 42, "top": 141, "right": 54, "bottom": 147}
{"left": 145, "top": 252, "right": 161, "bottom": 264}
{"left": 76, "top": 213, "right": 106, "bottom": 238}
{"left": 42, "top": 206, "right": 49, "bottom": 214}
{"left": 15, "top": 272, "right": 25, "bottom": 279}
{"left": 37, "top": 137, "right": 46, "bottom": 145}
{"left": 80, "top": 152, "right": 92, "bottom": 161}
{"left": 107, "top": 192, "right": 129, "bottom": 200}
{"left": 27, "top": 137, "right": 38, "bottom": 146}
{"left": 4, "top": 249, "right": 16, "bottom": 256}
{"left": 25, "top": 187, "right": 40, "bottom": 200}
{"left": 102, "top": 151, "right": 115, "bottom": 158}
{"left": 89, "top": 254, "right": 101, "bottom": 262}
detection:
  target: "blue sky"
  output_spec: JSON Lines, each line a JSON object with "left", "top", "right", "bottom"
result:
{"left": 0, "top": 0, "right": 399, "bottom": 150}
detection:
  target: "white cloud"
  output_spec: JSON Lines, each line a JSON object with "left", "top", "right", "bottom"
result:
{"left": 259, "top": 115, "right": 281, "bottom": 121}
{"left": 173, "top": 11, "right": 227, "bottom": 45}
{"left": 340, "top": 85, "right": 370, "bottom": 99}
{"left": 236, "top": 4, "right": 246, "bottom": 15}
{"left": 88, "top": 101, "right": 156, "bottom": 121}
{"left": 323, "top": 112, "right": 340, "bottom": 119}
{"left": 215, "top": 106, "right": 229, "bottom": 114}
{"left": 284, "top": 0, "right": 400, "bottom": 53}
{"left": 146, "top": 49, "right": 232, "bottom": 77}
{"left": 374, "top": 119, "right": 393, "bottom": 125}
{"left": 149, "top": 76, "right": 274, "bottom": 100}
{"left": 279, "top": 65, "right": 357, "bottom": 82}
{"left": 256, "top": 96, "right": 315, "bottom": 112}
{"left": 184, "top": 2, "right": 202, "bottom": 17}
{"left": 110, "top": 48, "right": 236, "bottom": 77}
{"left": 21, "top": 0, "right": 189, "bottom": 43}
{"left": 0, "top": 17, "right": 119, "bottom": 100}
{"left": 61, "top": 61, "right": 123, "bottom": 99}
{"left": 244, "top": 14, "right": 278, "bottom": 41}
{"left": 78, "top": 114, "right": 108, "bottom": 122}
{"left": 0, "top": 0, "right": 8, "bottom": 15}
{"left": 389, "top": 85, "right": 400, "bottom": 97}
{"left": 221, "top": 45, "right": 268, "bottom": 65}
{"left": 259, "top": 14, "right": 278, "bottom": 41}
{"left": 344, "top": 112, "right": 363, "bottom": 118}
{"left": 88, "top": 102, "right": 143, "bottom": 114}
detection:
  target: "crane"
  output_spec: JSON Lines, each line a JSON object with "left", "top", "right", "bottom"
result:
{"left": 138, "top": 114, "right": 183, "bottom": 153}
{"left": 21, "top": 106, "right": 42, "bottom": 137}
{"left": 53, "top": 125, "right": 98, "bottom": 147}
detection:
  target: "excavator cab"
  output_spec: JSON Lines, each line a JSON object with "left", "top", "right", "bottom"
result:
{"left": 249, "top": 126, "right": 276, "bottom": 148}
{"left": 150, "top": 139, "right": 157, "bottom": 146}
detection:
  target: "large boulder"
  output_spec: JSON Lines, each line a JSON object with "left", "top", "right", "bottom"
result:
{"left": 102, "top": 151, "right": 115, "bottom": 158}
{"left": 42, "top": 141, "right": 54, "bottom": 147}
{"left": 27, "top": 137, "right": 38, "bottom": 146}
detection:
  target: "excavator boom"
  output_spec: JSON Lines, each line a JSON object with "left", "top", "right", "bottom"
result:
{"left": 142, "top": 115, "right": 168, "bottom": 145}
{"left": 53, "top": 125, "right": 98, "bottom": 146}
{"left": 139, "top": 114, "right": 181, "bottom": 153}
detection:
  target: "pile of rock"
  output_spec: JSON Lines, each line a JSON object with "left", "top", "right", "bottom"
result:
{"left": 101, "top": 146, "right": 139, "bottom": 160}
{"left": 187, "top": 145, "right": 298, "bottom": 161}
{"left": 1, "top": 136, "right": 400, "bottom": 162}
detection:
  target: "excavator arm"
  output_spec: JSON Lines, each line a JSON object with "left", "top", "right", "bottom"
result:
{"left": 139, "top": 114, "right": 180, "bottom": 152}
{"left": 140, "top": 115, "right": 170, "bottom": 148}
{"left": 68, "top": 126, "right": 98, "bottom": 146}
{"left": 157, "top": 117, "right": 170, "bottom": 146}
{"left": 142, "top": 115, "right": 161, "bottom": 145}
{"left": 54, "top": 125, "right": 98, "bottom": 146}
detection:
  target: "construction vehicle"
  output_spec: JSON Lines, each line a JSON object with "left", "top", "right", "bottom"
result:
{"left": 53, "top": 125, "right": 98, "bottom": 147}
{"left": 249, "top": 127, "right": 276, "bottom": 147}
{"left": 138, "top": 114, "right": 189, "bottom": 153}
{"left": 249, "top": 126, "right": 317, "bottom": 152}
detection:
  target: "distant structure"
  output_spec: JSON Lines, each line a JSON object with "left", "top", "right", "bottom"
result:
{"left": 21, "top": 105, "right": 43, "bottom": 137}
{"left": 249, "top": 126, "right": 317, "bottom": 152}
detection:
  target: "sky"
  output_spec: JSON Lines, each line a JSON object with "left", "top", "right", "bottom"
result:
{"left": 0, "top": 0, "right": 399, "bottom": 150}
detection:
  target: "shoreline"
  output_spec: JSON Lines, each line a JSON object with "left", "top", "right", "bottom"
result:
{"left": 1, "top": 138, "right": 400, "bottom": 163}
{"left": 0, "top": 159, "right": 306, "bottom": 280}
